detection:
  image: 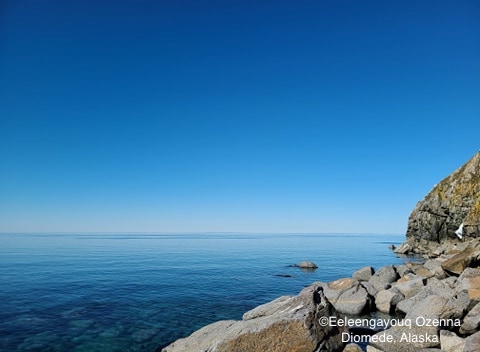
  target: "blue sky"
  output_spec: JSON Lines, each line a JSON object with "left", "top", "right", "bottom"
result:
{"left": 1, "top": 0, "right": 479, "bottom": 233}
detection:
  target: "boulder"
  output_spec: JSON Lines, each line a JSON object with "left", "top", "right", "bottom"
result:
{"left": 422, "top": 259, "right": 447, "bottom": 279}
{"left": 342, "top": 343, "right": 363, "bottom": 352}
{"left": 394, "top": 264, "right": 412, "bottom": 277}
{"left": 456, "top": 267, "right": 480, "bottom": 300}
{"left": 295, "top": 261, "right": 318, "bottom": 269}
{"left": 368, "top": 265, "right": 399, "bottom": 291}
{"left": 405, "top": 295, "right": 449, "bottom": 321}
{"left": 407, "top": 262, "right": 436, "bottom": 279}
{"left": 460, "top": 302, "right": 480, "bottom": 335}
{"left": 442, "top": 276, "right": 457, "bottom": 289}
{"left": 394, "top": 242, "right": 412, "bottom": 254}
{"left": 393, "top": 275, "right": 425, "bottom": 299}
{"left": 396, "top": 279, "right": 465, "bottom": 320}
{"left": 464, "top": 330, "right": 480, "bottom": 352}
{"left": 440, "top": 330, "right": 465, "bottom": 352}
{"left": 375, "top": 289, "right": 404, "bottom": 314}
{"left": 322, "top": 278, "right": 371, "bottom": 315}
{"left": 242, "top": 295, "right": 292, "bottom": 320}
{"left": 161, "top": 283, "right": 347, "bottom": 352}
{"left": 368, "top": 325, "right": 440, "bottom": 351}
{"left": 360, "top": 281, "right": 378, "bottom": 297}
{"left": 352, "top": 266, "right": 374, "bottom": 281}
{"left": 441, "top": 247, "right": 478, "bottom": 275}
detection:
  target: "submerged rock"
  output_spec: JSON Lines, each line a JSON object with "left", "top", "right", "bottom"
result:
{"left": 161, "top": 283, "right": 347, "bottom": 352}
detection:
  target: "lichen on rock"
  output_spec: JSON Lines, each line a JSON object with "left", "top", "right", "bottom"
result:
{"left": 404, "top": 151, "right": 480, "bottom": 255}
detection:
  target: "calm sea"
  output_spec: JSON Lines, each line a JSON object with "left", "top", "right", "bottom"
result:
{"left": 0, "top": 233, "right": 407, "bottom": 351}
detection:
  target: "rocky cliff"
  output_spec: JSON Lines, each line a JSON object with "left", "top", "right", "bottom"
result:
{"left": 399, "top": 151, "right": 480, "bottom": 255}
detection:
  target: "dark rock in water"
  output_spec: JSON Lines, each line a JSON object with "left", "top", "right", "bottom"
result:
{"left": 403, "top": 151, "right": 480, "bottom": 255}
{"left": 274, "top": 274, "right": 293, "bottom": 278}
{"left": 161, "top": 283, "right": 347, "bottom": 352}
{"left": 388, "top": 244, "right": 396, "bottom": 250}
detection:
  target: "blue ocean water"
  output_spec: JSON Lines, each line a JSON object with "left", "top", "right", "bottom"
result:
{"left": 0, "top": 233, "right": 407, "bottom": 351}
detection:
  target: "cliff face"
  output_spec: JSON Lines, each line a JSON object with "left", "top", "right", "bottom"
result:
{"left": 406, "top": 151, "right": 480, "bottom": 244}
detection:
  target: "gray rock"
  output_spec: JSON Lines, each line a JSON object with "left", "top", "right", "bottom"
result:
{"left": 440, "top": 330, "right": 465, "bottom": 352}
{"left": 375, "top": 289, "right": 404, "bottom": 314}
{"left": 408, "top": 263, "right": 436, "bottom": 279}
{"left": 343, "top": 343, "right": 363, "bottom": 352}
{"left": 368, "top": 265, "right": 399, "bottom": 291}
{"left": 442, "top": 296, "right": 468, "bottom": 321}
{"left": 369, "top": 325, "right": 440, "bottom": 351}
{"left": 405, "top": 295, "right": 449, "bottom": 321}
{"left": 394, "top": 242, "right": 412, "bottom": 254}
{"left": 352, "top": 266, "right": 374, "bottom": 281}
{"left": 394, "top": 276, "right": 425, "bottom": 299}
{"left": 242, "top": 295, "right": 292, "bottom": 320}
{"left": 460, "top": 302, "right": 480, "bottom": 335}
{"left": 403, "top": 277, "right": 455, "bottom": 303}
{"left": 455, "top": 289, "right": 475, "bottom": 313}
{"left": 162, "top": 283, "right": 347, "bottom": 352}
{"left": 295, "top": 261, "right": 318, "bottom": 269}
{"left": 396, "top": 297, "right": 417, "bottom": 315}
{"left": 442, "top": 276, "right": 457, "bottom": 289}
{"left": 464, "top": 330, "right": 480, "bottom": 352}
{"left": 394, "top": 264, "right": 412, "bottom": 277}
{"left": 322, "top": 278, "right": 371, "bottom": 315}
{"left": 396, "top": 285, "right": 465, "bottom": 321}
{"left": 360, "top": 281, "right": 378, "bottom": 297}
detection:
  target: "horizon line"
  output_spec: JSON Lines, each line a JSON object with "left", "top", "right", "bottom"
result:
{"left": 0, "top": 231, "right": 405, "bottom": 236}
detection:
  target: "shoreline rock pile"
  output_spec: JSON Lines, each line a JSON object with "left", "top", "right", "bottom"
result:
{"left": 162, "top": 256, "right": 480, "bottom": 352}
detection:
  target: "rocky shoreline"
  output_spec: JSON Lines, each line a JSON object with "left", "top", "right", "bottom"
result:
{"left": 161, "top": 152, "right": 480, "bottom": 351}
{"left": 161, "top": 255, "right": 480, "bottom": 352}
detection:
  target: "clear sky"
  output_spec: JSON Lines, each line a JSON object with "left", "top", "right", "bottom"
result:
{"left": 1, "top": 0, "right": 479, "bottom": 234}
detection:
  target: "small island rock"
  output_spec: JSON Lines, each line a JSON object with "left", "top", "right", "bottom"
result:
{"left": 295, "top": 261, "right": 318, "bottom": 269}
